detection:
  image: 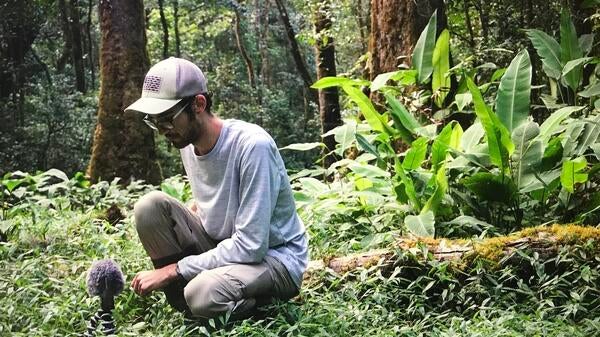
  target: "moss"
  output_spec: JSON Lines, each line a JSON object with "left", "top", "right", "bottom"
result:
{"left": 395, "top": 224, "right": 600, "bottom": 269}
{"left": 469, "top": 224, "right": 600, "bottom": 267}
{"left": 305, "top": 224, "right": 600, "bottom": 280}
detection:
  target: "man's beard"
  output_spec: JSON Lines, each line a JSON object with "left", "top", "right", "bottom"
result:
{"left": 166, "top": 125, "right": 200, "bottom": 149}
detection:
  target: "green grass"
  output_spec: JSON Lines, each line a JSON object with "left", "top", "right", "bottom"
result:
{"left": 2, "top": 181, "right": 600, "bottom": 336}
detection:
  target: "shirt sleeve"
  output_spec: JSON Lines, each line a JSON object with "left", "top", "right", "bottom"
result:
{"left": 177, "top": 135, "right": 281, "bottom": 280}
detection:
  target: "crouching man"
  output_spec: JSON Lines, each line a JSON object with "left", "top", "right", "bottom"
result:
{"left": 125, "top": 57, "right": 308, "bottom": 320}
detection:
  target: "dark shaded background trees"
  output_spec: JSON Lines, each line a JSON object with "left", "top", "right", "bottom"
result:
{"left": 0, "top": 0, "right": 598, "bottom": 181}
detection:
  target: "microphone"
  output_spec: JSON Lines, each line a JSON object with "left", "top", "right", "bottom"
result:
{"left": 84, "top": 259, "right": 124, "bottom": 336}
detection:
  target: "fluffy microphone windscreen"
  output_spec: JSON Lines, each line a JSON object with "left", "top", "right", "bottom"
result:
{"left": 86, "top": 259, "right": 125, "bottom": 298}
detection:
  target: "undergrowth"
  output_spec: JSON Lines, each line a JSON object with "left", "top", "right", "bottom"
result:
{"left": 1, "top": 172, "right": 600, "bottom": 336}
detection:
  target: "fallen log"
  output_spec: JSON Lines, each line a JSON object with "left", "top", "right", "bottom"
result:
{"left": 305, "top": 224, "right": 600, "bottom": 279}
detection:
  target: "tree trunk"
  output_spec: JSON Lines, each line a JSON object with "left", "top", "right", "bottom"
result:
{"left": 256, "top": 0, "right": 271, "bottom": 87}
{"left": 69, "top": 0, "right": 86, "bottom": 93}
{"left": 368, "top": 0, "right": 445, "bottom": 79}
{"left": 306, "top": 224, "right": 600, "bottom": 277}
{"left": 314, "top": 1, "right": 341, "bottom": 169}
{"left": 57, "top": 0, "right": 73, "bottom": 72}
{"left": 88, "top": 0, "right": 161, "bottom": 185}
{"left": 474, "top": 0, "right": 489, "bottom": 46}
{"left": 463, "top": 0, "right": 476, "bottom": 49}
{"left": 232, "top": 7, "right": 256, "bottom": 88}
{"left": 355, "top": 0, "right": 369, "bottom": 55}
{"left": 158, "top": 0, "right": 169, "bottom": 59}
{"left": 273, "top": 0, "right": 317, "bottom": 104}
{"left": 86, "top": 0, "right": 95, "bottom": 89}
{"left": 172, "top": 0, "right": 181, "bottom": 57}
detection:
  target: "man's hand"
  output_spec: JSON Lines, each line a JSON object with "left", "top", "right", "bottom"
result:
{"left": 131, "top": 263, "right": 179, "bottom": 296}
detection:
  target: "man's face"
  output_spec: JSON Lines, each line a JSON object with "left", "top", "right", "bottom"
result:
{"left": 153, "top": 100, "right": 201, "bottom": 149}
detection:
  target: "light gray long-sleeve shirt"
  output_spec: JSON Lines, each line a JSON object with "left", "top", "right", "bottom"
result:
{"left": 177, "top": 119, "right": 308, "bottom": 288}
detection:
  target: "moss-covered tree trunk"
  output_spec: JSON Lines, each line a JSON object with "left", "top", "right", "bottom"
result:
{"left": 368, "top": 0, "right": 445, "bottom": 79}
{"left": 306, "top": 225, "right": 600, "bottom": 278}
{"left": 87, "top": 0, "right": 160, "bottom": 185}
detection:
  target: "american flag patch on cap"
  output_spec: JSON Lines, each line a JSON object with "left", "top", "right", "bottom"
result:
{"left": 143, "top": 75, "right": 162, "bottom": 93}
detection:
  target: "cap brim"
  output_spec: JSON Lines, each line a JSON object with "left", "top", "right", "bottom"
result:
{"left": 124, "top": 97, "right": 183, "bottom": 115}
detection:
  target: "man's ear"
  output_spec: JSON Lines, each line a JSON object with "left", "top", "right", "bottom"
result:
{"left": 193, "top": 94, "right": 207, "bottom": 114}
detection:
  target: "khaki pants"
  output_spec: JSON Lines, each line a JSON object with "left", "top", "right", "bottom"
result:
{"left": 133, "top": 191, "right": 298, "bottom": 319}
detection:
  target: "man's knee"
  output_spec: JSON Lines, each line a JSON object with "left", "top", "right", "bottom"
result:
{"left": 134, "top": 191, "right": 170, "bottom": 232}
{"left": 183, "top": 271, "right": 240, "bottom": 319}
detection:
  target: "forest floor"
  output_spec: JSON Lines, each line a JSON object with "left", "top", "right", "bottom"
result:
{"left": 2, "top": 183, "right": 600, "bottom": 336}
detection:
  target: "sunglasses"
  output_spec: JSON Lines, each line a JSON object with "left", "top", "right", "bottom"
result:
{"left": 143, "top": 101, "right": 191, "bottom": 131}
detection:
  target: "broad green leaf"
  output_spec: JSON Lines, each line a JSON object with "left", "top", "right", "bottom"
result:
{"left": 348, "top": 162, "right": 391, "bottom": 179}
{"left": 371, "top": 71, "right": 397, "bottom": 91}
{"left": 540, "top": 137, "right": 564, "bottom": 171}
{"left": 415, "top": 124, "right": 438, "bottom": 139}
{"left": 342, "top": 85, "right": 388, "bottom": 135}
{"left": 354, "top": 177, "right": 373, "bottom": 191}
{"left": 562, "top": 57, "right": 595, "bottom": 78}
{"left": 421, "top": 165, "right": 448, "bottom": 215}
{"left": 488, "top": 99, "right": 514, "bottom": 159}
{"left": 464, "top": 173, "right": 517, "bottom": 203}
{"left": 560, "top": 156, "right": 588, "bottom": 193}
{"left": 391, "top": 69, "right": 418, "bottom": 86}
{"left": 432, "top": 29, "right": 451, "bottom": 108}
{"left": 450, "top": 123, "right": 463, "bottom": 151}
{"left": 331, "top": 124, "right": 356, "bottom": 156}
{"left": 495, "top": 49, "right": 531, "bottom": 132}
{"left": 537, "top": 106, "right": 584, "bottom": 144}
{"left": 405, "top": 210, "right": 435, "bottom": 237}
{"left": 388, "top": 114, "right": 415, "bottom": 144}
{"left": 412, "top": 10, "right": 437, "bottom": 84}
{"left": 3, "top": 179, "right": 23, "bottom": 192}
{"left": 385, "top": 93, "right": 422, "bottom": 133}
{"left": 462, "top": 122, "right": 485, "bottom": 152}
{"left": 280, "top": 142, "right": 324, "bottom": 151}
{"left": 454, "top": 93, "right": 472, "bottom": 112}
{"left": 560, "top": 10, "right": 583, "bottom": 92}
{"left": 42, "top": 168, "right": 69, "bottom": 182}
{"left": 299, "top": 177, "right": 330, "bottom": 194}
{"left": 520, "top": 169, "right": 561, "bottom": 193}
{"left": 511, "top": 122, "right": 543, "bottom": 188}
{"left": 431, "top": 122, "right": 454, "bottom": 171}
{"left": 562, "top": 120, "right": 586, "bottom": 157}
{"left": 355, "top": 133, "right": 380, "bottom": 159}
{"left": 491, "top": 68, "right": 507, "bottom": 82}
{"left": 526, "top": 29, "right": 562, "bottom": 79}
{"left": 467, "top": 77, "right": 511, "bottom": 171}
{"left": 402, "top": 137, "right": 428, "bottom": 170}
{"left": 442, "top": 216, "right": 492, "bottom": 230}
{"left": 579, "top": 82, "right": 600, "bottom": 98}
{"left": 394, "top": 158, "right": 420, "bottom": 211}
{"left": 591, "top": 143, "right": 600, "bottom": 160}
{"left": 311, "top": 76, "right": 354, "bottom": 89}
{"left": 574, "top": 114, "right": 600, "bottom": 156}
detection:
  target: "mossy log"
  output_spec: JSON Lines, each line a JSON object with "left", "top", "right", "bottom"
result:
{"left": 305, "top": 224, "right": 600, "bottom": 279}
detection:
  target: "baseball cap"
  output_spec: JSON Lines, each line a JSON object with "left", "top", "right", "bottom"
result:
{"left": 125, "top": 57, "right": 208, "bottom": 115}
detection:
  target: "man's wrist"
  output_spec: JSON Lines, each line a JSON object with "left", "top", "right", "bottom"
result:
{"left": 174, "top": 263, "right": 185, "bottom": 281}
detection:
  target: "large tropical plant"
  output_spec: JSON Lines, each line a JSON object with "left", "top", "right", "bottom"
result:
{"left": 526, "top": 9, "right": 600, "bottom": 107}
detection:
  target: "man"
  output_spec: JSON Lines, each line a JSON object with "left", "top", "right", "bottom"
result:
{"left": 124, "top": 57, "right": 308, "bottom": 320}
